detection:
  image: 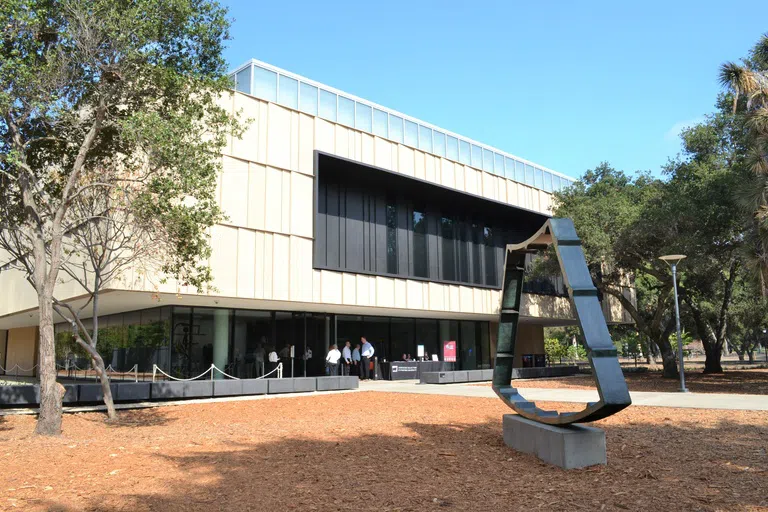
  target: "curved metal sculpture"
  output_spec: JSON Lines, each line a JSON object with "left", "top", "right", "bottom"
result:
{"left": 492, "top": 218, "right": 631, "bottom": 425}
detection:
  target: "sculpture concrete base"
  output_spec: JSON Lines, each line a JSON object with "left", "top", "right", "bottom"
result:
{"left": 503, "top": 414, "right": 606, "bottom": 469}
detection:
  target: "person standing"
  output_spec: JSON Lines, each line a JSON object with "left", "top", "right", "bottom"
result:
{"left": 268, "top": 347, "right": 279, "bottom": 375}
{"left": 326, "top": 344, "right": 341, "bottom": 376}
{"left": 352, "top": 343, "right": 361, "bottom": 376}
{"left": 360, "top": 337, "right": 374, "bottom": 380}
{"left": 341, "top": 341, "right": 352, "bottom": 376}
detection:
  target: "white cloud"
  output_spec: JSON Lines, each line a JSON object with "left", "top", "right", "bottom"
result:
{"left": 664, "top": 117, "right": 704, "bottom": 142}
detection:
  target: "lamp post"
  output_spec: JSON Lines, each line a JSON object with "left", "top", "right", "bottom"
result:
{"left": 659, "top": 254, "right": 688, "bottom": 392}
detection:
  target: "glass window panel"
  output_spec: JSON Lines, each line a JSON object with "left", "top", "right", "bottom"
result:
{"left": 515, "top": 160, "right": 526, "bottom": 183}
{"left": 278, "top": 75, "right": 298, "bottom": 109}
{"left": 446, "top": 136, "right": 459, "bottom": 161}
{"left": 505, "top": 157, "right": 516, "bottom": 180}
{"left": 534, "top": 168, "right": 543, "bottom": 189}
{"left": 390, "top": 115, "right": 404, "bottom": 143}
{"left": 459, "top": 140, "right": 471, "bottom": 165}
{"left": 495, "top": 154, "right": 505, "bottom": 176}
{"left": 412, "top": 208, "right": 428, "bottom": 278}
{"left": 391, "top": 318, "right": 415, "bottom": 362}
{"left": 252, "top": 66, "right": 277, "bottom": 102}
{"left": 484, "top": 227, "right": 496, "bottom": 286}
{"left": 373, "top": 109, "right": 388, "bottom": 137}
{"left": 418, "top": 125, "right": 433, "bottom": 153}
{"left": 338, "top": 96, "right": 355, "bottom": 127}
{"left": 386, "top": 200, "right": 398, "bottom": 274}
{"left": 460, "top": 321, "right": 478, "bottom": 370}
{"left": 232, "top": 310, "right": 272, "bottom": 378}
{"left": 404, "top": 120, "right": 418, "bottom": 147}
{"left": 441, "top": 217, "right": 456, "bottom": 281}
{"left": 482, "top": 149, "right": 494, "bottom": 173}
{"left": 235, "top": 67, "right": 251, "bottom": 94}
{"left": 472, "top": 224, "right": 483, "bottom": 285}
{"left": 433, "top": 131, "right": 446, "bottom": 157}
{"left": 414, "top": 319, "right": 439, "bottom": 361}
{"left": 524, "top": 164, "right": 535, "bottom": 186}
{"left": 356, "top": 103, "right": 372, "bottom": 132}
{"left": 543, "top": 171, "right": 553, "bottom": 192}
{"left": 471, "top": 145, "right": 482, "bottom": 168}
{"left": 299, "top": 83, "right": 318, "bottom": 115}
{"left": 319, "top": 89, "right": 337, "bottom": 121}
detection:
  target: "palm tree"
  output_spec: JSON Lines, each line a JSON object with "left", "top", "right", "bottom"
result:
{"left": 719, "top": 34, "right": 768, "bottom": 295}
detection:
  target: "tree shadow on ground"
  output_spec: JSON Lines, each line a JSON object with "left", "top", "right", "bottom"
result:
{"left": 78, "top": 406, "right": 176, "bottom": 429}
{"left": 518, "top": 369, "right": 768, "bottom": 395}
{"left": 42, "top": 413, "right": 768, "bottom": 512}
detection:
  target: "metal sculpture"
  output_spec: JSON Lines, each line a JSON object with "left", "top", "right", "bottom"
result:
{"left": 492, "top": 218, "right": 631, "bottom": 425}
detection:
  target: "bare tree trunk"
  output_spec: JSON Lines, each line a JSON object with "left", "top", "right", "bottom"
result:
{"left": 35, "top": 297, "right": 62, "bottom": 436}
{"left": 656, "top": 335, "right": 679, "bottom": 379}
{"left": 92, "top": 354, "right": 117, "bottom": 420}
{"left": 736, "top": 351, "right": 745, "bottom": 362}
{"left": 748, "top": 351, "right": 756, "bottom": 363}
{"left": 704, "top": 349, "right": 724, "bottom": 373}
{"left": 75, "top": 339, "right": 116, "bottom": 420}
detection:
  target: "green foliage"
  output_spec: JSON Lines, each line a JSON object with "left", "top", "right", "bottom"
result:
{"left": 544, "top": 327, "right": 586, "bottom": 364}
{"left": 611, "top": 326, "right": 643, "bottom": 359}
{"left": 55, "top": 321, "right": 169, "bottom": 363}
{"left": 1, "top": 0, "right": 242, "bottom": 291}
{"left": 544, "top": 337, "right": 566, "bottom": 364}
{"left": 669, "top": 330, "right": 694, "bottom": 358}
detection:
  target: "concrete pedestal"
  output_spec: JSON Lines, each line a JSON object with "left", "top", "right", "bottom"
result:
{"left": 503, "top": 414, "right": 606, "bottom": 469}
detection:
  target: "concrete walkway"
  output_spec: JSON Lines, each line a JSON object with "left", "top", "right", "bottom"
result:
{"left": 360, "top": 380, "right": 768, "bottom": 412}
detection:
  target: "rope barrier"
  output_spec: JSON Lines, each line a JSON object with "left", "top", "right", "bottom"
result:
{"left": 0, "top": 363, "right": 39, "bottom": 374}
{"left": 151, "top": 362, "right": 283, "bottom": 382}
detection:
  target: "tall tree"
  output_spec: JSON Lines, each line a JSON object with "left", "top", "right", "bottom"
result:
{"left": 553, "top": 165, "right": 682, "bottom": 378}
{"left": 719, "top": 33, "right": 768, "bottom": 293}
{"left": 728, "top": 272, "right": 768, "bottom": 362}
{"left": 0, "top": 0, "right": 236, "bottom": 434}
{"left": 657, "top": 114, "right": 746, "bottom": 374}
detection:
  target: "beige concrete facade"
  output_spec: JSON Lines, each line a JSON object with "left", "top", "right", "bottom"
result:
{"left": 0, "top": 84, "right": 633, "bottom": 369}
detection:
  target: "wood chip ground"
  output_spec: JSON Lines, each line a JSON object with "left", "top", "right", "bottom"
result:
{"left": 1, "top": 392, "right": 766, "bottom": 511}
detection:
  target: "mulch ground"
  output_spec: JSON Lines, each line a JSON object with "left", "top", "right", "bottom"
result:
{"left": 1, "top": 392, "right": 767, "bottom": 512}
{"left": 508, "top": 369, "right": 768, "bottom": 395}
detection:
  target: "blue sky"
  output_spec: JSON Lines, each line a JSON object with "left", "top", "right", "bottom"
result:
{"left": 221, "top": 0, "right": 768, "bottom": 179}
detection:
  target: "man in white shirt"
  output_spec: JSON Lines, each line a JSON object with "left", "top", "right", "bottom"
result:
{"left": 268, "top": 348, "right": 279, "bottom": 375}
{"left": 325, "top": 344, "right": 341, "bottom": 376}
{"left": 352, "top": 344, "right": 361, "bottom": 376}
{"left": 360, "top": 337, "right": 374, "bottom": 380}
{"left": 341, "top": 341, "right": 352, "bottom": 376}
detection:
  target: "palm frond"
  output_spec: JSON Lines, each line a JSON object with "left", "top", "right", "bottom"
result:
{"left": 718, "top": 61, "right": 745, "bottom": 89}
{"left": 753, "top": 32, "right": 768, "bottom": 69}
{"left": 747, "top": 143, "right": 768, "bottom": 176}
{"left": 746, "top": 108, "right": 768, "bottom": 135}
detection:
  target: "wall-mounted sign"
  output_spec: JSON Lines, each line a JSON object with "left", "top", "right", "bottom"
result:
{"left": 443, "top": 341, "right": 457, "bottom": 362}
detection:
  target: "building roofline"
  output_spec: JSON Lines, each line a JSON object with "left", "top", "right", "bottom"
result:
{"left": 229, "top": 59, "right": 574, "bottom": 183}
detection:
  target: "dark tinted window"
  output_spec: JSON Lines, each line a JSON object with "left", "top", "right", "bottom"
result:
{"left": 472, "top": 224, "right": 483, "bottom": 285}
{"left": 484, "top": 227, "right": 496, "bottom": 286}
{"left": 413, "top": 209, "right": 428, "bottom": 278}
{"left": 441, "top": 217, "right": 456, "bottom": 281}
{"left": 386, "top": 201, "right": 398, "bottom": 274}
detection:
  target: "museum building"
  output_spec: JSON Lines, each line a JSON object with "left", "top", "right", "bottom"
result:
{"left": 0, "top": 59, "right": 631, "bottom": 380}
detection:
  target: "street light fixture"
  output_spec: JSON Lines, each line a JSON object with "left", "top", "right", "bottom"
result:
{"left": 659, "top": 254, "right": 688, "bottom": 393}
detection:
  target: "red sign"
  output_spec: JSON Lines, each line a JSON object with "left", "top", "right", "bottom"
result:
{"left": 443, "top": 340, "right": 457, "bottom": 362}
